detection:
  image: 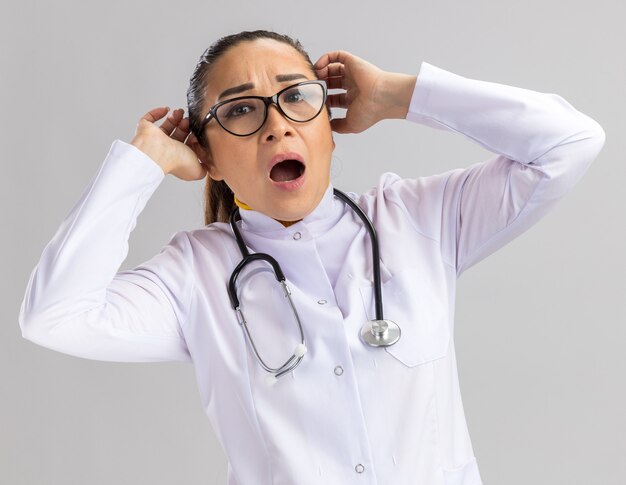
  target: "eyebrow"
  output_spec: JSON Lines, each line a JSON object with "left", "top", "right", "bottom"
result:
{"left": 218, "top": 73, "right": 309, "bottom": 100}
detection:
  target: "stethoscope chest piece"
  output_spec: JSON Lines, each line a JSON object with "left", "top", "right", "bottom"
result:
{"left": 360, "top": 319, "right": 401, "bottom": 347}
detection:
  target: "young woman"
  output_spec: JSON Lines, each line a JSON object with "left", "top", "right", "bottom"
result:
{"left": 19, "top": 30, "right": 605, "bottom": 485}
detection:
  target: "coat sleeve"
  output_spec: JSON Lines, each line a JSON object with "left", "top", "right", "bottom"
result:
{"left": 18, "top": 140, "right": 193, "bottom": 362}
{"left": 389, "top": 61, "right": 606, "bottom": 277}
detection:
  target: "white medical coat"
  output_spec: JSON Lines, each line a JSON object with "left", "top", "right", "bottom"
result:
{"left": 19, "top": 61, "right": 605, "bottom": 485}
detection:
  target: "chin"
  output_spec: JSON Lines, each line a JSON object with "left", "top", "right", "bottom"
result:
{"left": 269, "top": 202, "right": 312, "bottom": 222}
{"left": 272, "top": 209, "right": 308, "bottom": 222}
{"left": 262, "top": 185, "right": 327, "bottom": 222}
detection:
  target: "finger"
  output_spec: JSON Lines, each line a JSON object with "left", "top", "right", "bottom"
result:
{"left": 187, "top": 137, "right": 212, "bottom": 165}
{"left": 176, "top": 159, "right": 209, "bottom": 182}
{"left": 330, "top": 117, "right": 351, "bottom": 134}
{"left": 159, "top": 108, "right": 185, "bottom": 136}
{"left": 170, "top": 118, "right": 190, "bottom": 143}
{"left": 325, "top": 76, "right": 346, "bottom": 90}
{"left": 170, "top": 128, "right": 188, "bottom": 143}
{"left": 141, "top": 106, "right": 170, "bottom": 123}
{"left": 314, "top": 50, "right": 350, "bottom": 70}
{"left": 315, "top": 62, "right": 345, "bottom": 81}
{"left": 184, "top": 132, "right": 198, "bottom": 146}
{"left": 187, "top": 160, "right": 209, "bottom": 181}
{"left": 171, "top": 116, "right": 190, "bottom": 133}
{"left": 326, "top": 93, "right": 348, "bottom": 109}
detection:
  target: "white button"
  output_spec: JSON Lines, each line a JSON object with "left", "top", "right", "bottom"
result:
{"left": 334, "top": 366, "right": 344, "bottom": 376}
{"left": 317, "top": 299, "right": 327, "bottom": 305}
{"left": 293, "top": 232, "right": 302, "bottom": 240}
{"left": 355, "top": 464, "right": 365, "bottom": 473}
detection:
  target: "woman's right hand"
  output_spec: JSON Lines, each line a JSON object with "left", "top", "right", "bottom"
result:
{"left": 130, "top": 107, "right": 208, "bottom": 181}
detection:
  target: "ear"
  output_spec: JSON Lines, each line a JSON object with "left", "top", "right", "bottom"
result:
{"left": 190, "top": 138, "right": 224, "bottom": 181}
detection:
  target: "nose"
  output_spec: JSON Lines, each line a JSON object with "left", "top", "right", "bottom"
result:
{"left": 261, "top": 103, "right": 294, "bottom": 142}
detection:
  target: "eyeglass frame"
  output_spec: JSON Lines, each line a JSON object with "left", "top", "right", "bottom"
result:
{"left": 199, "top": 79, "right": 328, "bottom": 137}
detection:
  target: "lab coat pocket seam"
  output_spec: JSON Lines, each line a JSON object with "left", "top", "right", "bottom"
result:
{"left": 442, "top": 456, "right": 483, "bottom": 485}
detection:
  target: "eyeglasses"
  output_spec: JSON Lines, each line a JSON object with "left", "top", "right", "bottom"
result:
{"left": 200, "top": 80, "right": 327, "bottom": 137}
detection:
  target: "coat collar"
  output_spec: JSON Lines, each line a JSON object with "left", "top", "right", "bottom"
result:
{"left": 237, "top": 184, "right": 345, "bottom": 239}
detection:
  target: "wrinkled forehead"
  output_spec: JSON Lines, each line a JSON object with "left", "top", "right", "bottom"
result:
{"left": 203, "top": 39, "right": 316, "bottom": 106}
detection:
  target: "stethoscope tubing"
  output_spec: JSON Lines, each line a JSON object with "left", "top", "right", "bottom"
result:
{"left": 228, "top": 189, "right": 382, "bottom": 316}
{"left": 331, "top": 189, "right": 384, "bottom": 321}
{"left": 227, "top": 188, "right": 396, "bottom": 382}
{"left": 228, "top": 211, "right": 306, "bottom": 376}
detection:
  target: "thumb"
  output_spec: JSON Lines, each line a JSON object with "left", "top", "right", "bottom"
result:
{"left": 330, "top": 118, "right": 352, "bottom": 134}
{"left": 176, "top": 160, "right": 209, "bottom": 182}
{"left": 193, "top": 161, "right": 209, "bottom": 180}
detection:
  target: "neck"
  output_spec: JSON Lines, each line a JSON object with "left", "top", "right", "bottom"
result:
{"left": 234, "top": 196, "right": 300, "bottom": 228}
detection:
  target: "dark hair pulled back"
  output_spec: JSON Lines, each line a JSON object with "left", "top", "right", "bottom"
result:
{"left": 186, "top": 30, "right": 317, "bottom": 225}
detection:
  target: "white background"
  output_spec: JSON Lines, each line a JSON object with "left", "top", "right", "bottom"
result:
{"left": 2, "top": 0, "right": 624, "bottom": 483}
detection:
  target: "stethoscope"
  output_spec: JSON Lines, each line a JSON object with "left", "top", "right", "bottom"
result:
{"left": 227, "top": 188, "right": 401, "bottom": 385}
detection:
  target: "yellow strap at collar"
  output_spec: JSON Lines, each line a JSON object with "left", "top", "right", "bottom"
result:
{"left": 234, "top": 196, "right": 299, "bottom": 228}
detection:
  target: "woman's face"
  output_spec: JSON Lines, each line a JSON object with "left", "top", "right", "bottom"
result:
{"left": 200, "top": 38, "right": 335, "bottom": 222}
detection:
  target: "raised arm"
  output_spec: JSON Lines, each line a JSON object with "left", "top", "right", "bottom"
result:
{"left": 19, "top": 108, "right": 207, "bottom": 362}
{"left": 315, "top": 52, "right": 605, "bottom": 276}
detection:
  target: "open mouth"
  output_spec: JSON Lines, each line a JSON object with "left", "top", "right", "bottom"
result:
{"left": 269, "top": 159, "right": 305, "bottom": 182}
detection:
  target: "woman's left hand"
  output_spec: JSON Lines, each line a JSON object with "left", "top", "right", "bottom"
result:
{"left": 314, "top": 50, "right": 417, "bottom": 134}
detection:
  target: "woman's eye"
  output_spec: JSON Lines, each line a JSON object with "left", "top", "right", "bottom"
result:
{"left": 284, "top": 90, "right": 305, "bottom": 103}
{"left": 225, "top": 103, "right": 255, "bottom": 118}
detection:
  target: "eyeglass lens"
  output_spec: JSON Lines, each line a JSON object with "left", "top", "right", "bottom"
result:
{"left": 215, "top": 83, "right": 325, "bottom": 136}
